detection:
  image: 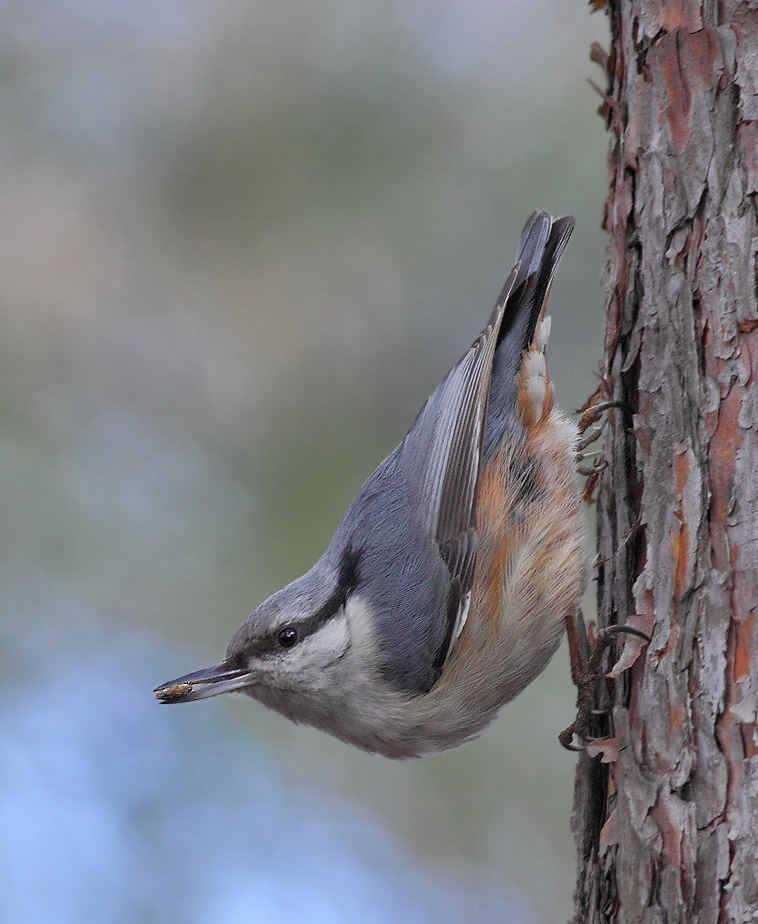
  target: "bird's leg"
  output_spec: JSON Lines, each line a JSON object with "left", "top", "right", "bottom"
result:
{"left": 577, "top": 399, "right": 626, "bottom": 436}
{"left": 576, "top": 421, "right": 606, "bottom": 454}
{"left": 559, "top": 619, "right": 650, "bottom": 751}
{"left": 575, "top": 398, "right": 627, "bottom": 503}
{"left": 575, "top": 400, "right": 625, "bottom": 470}
{"left": 564, "top": 608, "right": 590, "bottom": 688}
{"left": 576, "top": 455, "right": 608, "bottom": 478}
{"left": 562, "top": 388, "right": 646, "bottom": 748}
{"left": 560, "top": 609, "right": 594, "bottom": 750}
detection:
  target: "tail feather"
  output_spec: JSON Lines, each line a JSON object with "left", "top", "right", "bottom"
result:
{"left": 513, "top": 211, "right": 552, "bottom": 292}
{"left": 529, "top": 215, "right": 574, "bottom": 323}
{"left": 482, "top": 211, "right": 574, "bottom": 459}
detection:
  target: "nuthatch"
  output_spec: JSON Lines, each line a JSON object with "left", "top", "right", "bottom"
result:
{"left": 156, "top": 211, "right": 588, "bottom": 759}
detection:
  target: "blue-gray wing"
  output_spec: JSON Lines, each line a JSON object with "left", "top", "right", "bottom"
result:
{"left": 399, "top": 211, "right": 574, "bottom": 673}
{"left": 399, "top": 264, "right": 518, "bottom": 656}
{"left": 335, "top": 213, "right": 573, "bottom": 693}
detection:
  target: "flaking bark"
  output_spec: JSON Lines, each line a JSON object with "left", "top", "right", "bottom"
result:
{"left": 572, "top": 1, "right": 758, "bottom": 921}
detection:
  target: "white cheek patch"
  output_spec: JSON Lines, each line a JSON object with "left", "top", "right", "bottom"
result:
{"left": 308, "top": 615, "right": 350, "bottom": 660}
{"left": 342, "top": 595, "right": 379, "bottom": 663}
{"left": 288, "top": 614, "right": 350, "bottom": 677}
{"left": 269, "top": 596, "right": 375, "bottom": 692}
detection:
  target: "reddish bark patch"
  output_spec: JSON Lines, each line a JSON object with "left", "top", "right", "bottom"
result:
{"left": 673, "top": 450, "right": 691, "bottom": 601}
{"left": 661, "top": 29, "right": 718, "bottom": 156}
{"left": 733, "top": 610, "right": 755, "bottom": 682}
{"left": 662, "top": 1, "right": 703, "bottom": 33}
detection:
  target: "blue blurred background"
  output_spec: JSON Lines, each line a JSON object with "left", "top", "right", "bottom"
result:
{"left": 0, "top": 2, "right": 609, "bottom": 921}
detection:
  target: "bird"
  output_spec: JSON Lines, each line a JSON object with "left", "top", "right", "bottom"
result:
{"left": 155, "top": 211, "right": 588, "bottom": 759}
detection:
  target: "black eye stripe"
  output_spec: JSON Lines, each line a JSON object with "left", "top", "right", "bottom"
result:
{"left": 243, "top": 547, "right": 362, "bottom": 657}
{"left": 309, "top": 591, "right": 345, "bottom": 626}
{"left": 304, "top": 545, "right": 361, "bottom": 628}
{"left": 338, "top": 544, "right": 361, "bottom": 596}
{"left": 283, "top": 603, "right": 344, "bottom": 644}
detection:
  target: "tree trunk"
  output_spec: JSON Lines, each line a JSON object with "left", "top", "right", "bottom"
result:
{"left": 572, "top": 1, "right": 758, "bottom": 921}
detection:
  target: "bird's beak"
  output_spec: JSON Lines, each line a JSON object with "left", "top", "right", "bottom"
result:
{"left": 154, "top": 661, "right": 254, "bottom": 704}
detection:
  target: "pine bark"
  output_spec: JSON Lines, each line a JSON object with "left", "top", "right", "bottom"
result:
{"left": 572, "top": 2, "right": 758, "bottom": 921}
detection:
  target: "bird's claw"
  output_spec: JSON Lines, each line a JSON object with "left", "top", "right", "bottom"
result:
{"left": 574, "top": 397, "right": 627, "bottom": 502}
{"left": 560, "top": 624, "right": 650, "bottom": 752}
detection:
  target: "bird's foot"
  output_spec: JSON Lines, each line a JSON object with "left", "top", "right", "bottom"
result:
{"left": 575, "top": 394, "right": 627, "bottom": 503}
{"left": 560, "top": 623, "right": 650, "bottom": 752}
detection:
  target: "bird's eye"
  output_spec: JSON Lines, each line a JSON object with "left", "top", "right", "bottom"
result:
{"left": 277, "top": 626, "right": 298, "bottom": 649}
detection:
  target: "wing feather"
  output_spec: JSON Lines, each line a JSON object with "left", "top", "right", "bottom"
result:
{"left": 399, "top": 212, "right": 573, "bottom": 680}
{"left": 402, "top": 264, "right": 518, "bottom": 553}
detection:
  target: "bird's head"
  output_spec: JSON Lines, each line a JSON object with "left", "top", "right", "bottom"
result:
{"left": 154, "top": 549, "right": 368, "bottom": 709}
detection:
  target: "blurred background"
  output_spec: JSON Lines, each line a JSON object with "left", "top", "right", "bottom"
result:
{"left": 0, "top": 2, "right": 610, "bottom": 921}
